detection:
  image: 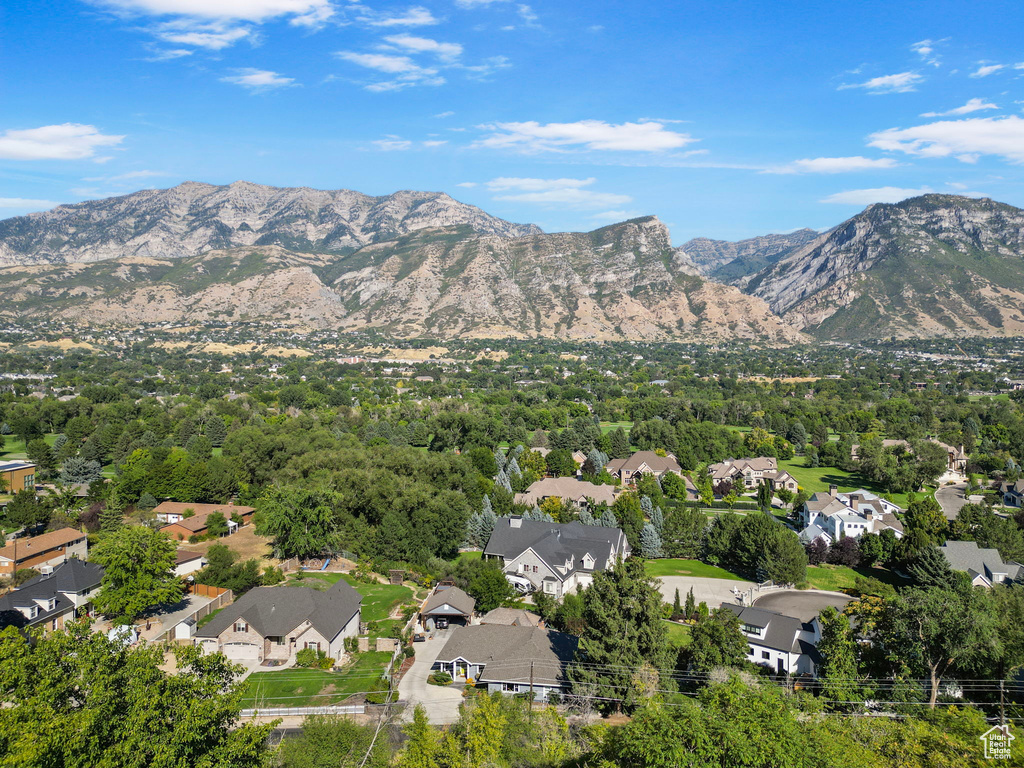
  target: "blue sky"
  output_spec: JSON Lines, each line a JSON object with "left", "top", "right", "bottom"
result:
{"left": 2, "top": 0, "right": 1024, "bottom": 241}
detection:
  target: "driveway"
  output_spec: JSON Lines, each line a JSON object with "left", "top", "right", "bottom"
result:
{"left": 935, "top": 483, "right": 968, "bottom": 520}
{"left": 653, "top": 575, "right": 756, "bottom": 610}
{"left": 752, "top": 590, "right": 851, "bottom": 622}
{"left": 397, "top": 628, "right": 463, "bottom": 725}
{"left": 138, "top": 595, "right": 213, "bottom": 641}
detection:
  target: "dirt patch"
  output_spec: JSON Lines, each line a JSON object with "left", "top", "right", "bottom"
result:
{"left": 25, "top": 338, "right": 96, "bottom": 351}
{"left": 178, "top": 525, "right": 277, "bottom": 563}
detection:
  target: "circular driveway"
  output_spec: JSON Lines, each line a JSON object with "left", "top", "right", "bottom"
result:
{"left": 752, "top": 590, "right": 852, "bottom": 622}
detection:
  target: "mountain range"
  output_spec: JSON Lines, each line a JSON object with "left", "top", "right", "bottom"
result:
{"left": 2, "top": 181, "right": 1023, "bottom": 342}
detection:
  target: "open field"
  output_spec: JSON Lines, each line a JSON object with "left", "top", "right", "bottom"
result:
{"left": 645, "top": 558, "right": 746, "bottom": 581}
{"left": 599, "top": 421, "right": 633, "bottom": 435}
{"left": 178, "top": 526, "right": 275, "bottom": 562}
{"left": 241, "top": 651, "right": 393, "bottom": 707}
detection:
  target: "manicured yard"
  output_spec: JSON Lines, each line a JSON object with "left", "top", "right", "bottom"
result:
{"left": 599, "top": 421, "right": 633, "bottom": 435}
{"left": 453, "top": 550, "right": 482, "bottom": 563}
{"left": 775, "top": 458, "right": 913, "bottom": 509}
{"left": 286, "top": 573, "right": 414, "bottom": 623}
{"left": 645, "top": 558, "right": 746, "bottom": 581}
{"left": 241, "top": 651, "right": 393, "bottom": 707}
{"left": 663, "top": 620, "right": 691, "bottom": 647}
{"left": 805, "top": 564, "right": 908, "bottom": 593}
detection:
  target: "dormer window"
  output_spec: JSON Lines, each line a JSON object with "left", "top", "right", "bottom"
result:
{"left": 741, "top": 623, "right": 763, "bottom": 637}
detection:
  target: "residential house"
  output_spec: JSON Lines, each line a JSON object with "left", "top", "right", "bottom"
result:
{"left": 0, "top": 527, "right": 88, "bottom": 577}
{"left": 158, "top": 502, "right": 255, "bottom": 541}
{"left": 0, "top": 559, "right": 104, "bottom": 631}
{"left": 708, "top": 457, "right": 799, "bottom": 494}
{"left": 195, "top": 579, "right": 362, "bottom": 662}
{"left": 173, "top": 550, "right": 207, "bottom": 577}
{"left": 0, "top": 461, "right": 36, "bottom": 493}
{"left": 421, "top": 585, "right": 476, "bottom": 627}
{"left": 604, "top": 451, "right": 683, "bottom": 485}
{"left": 433, "top": 624, "right": 578, "bottom": 700}
{"left": 479, "top": 607, "right": 542, "bottom": 627}
{"left": 1000, "top": 480, "right": 1024, "bottom": 508}
{"left": 938, "top": 540, "right": 1022, "bottom": 587}
{"left": 719, "top": 603, "right": 823, "bottom": 676}
{"left": 797, "top": 487, "right": 904, "bottom": 545}
{"left": 484, "top": 517, "right": 630, "bottom": 598}
{"left": 514, "top": 477, "right": 616, "bottom": 509}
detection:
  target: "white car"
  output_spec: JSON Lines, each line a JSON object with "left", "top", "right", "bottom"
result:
{"left": 505, "top": 574, "right": 534, "bottom": 594}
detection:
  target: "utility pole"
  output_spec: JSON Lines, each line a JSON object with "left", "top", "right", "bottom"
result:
{"left": 1000, "top": 677, "right": 1006, "bottom": 728}
{"left": 528, "top": 660, "right": 535, "bottom": 719}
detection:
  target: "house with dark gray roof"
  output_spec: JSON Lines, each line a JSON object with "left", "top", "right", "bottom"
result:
{"left": 938, "top": 540, "right": 1022, "bottom": 587}
{"left": 420, "top": 585, "right": 475, "bottom": 627}
{"left": 719, "top": 603, "right": 823, "bottom": 676}
{"left": 1001, "top": 480, "right": 1024, "bottom": 508}
{"left": 195, "top": 579, "right": 361, "bottom": 663}
{"left": 433, "top": 624, "right": 578, "bottom": 700}
{"left": 0, "top": 559, "right": 104, "bottom": 632}
{"left": 484, "top": 517, "right": 630, "bottom": 598}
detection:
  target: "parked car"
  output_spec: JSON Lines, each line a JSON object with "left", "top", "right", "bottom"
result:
{"left": 413, "top": 633, "right": 426, "bottom": 643}
{"left": 435, "top": 618, "right": 449, "bottom": 629}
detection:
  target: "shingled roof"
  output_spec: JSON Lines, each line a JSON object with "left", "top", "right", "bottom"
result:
{"left": 484, "top": 518, "right": 628, "bottom": 577}
{"left": 514, "top": 477, "right": 616, "bottom": 507}
{"left": 436, "top": 625, "right": 578, "bottom": 686}
{"left": 422, "top": 585, "right": 476, "bottom": 617}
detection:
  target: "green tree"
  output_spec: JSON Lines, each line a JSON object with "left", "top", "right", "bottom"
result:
{"left": 907, "top": 546, "right": 960, "bottom": 588}
{"left": 686, "top": 607, "right": 749, "bottom": 672}
{"left": 467, "top": 565, "right": 514, "bottom": 612}
{"left": 0, "top": 623, "right": 270, "bottom": 768}
{"left": 569, "top": 557, "right": 668, "bottom": 712}
{"left": 255, "top": 486, "right": 343, "bottom": 560}
{"left": 2, "top": 489, "right": 50, "bottom": 530}
{"left": 206, "top": 511, "right": 229, "bottom": 538}
{"left": 608, "top": 427, "right": 631, "bottom": 460}
{"left": 204, "top": 416, "right": 228, "bottom": 448}
{"left": 278, "top": 714, "right": 389, "bottom": 768}
{"left": 612, "top": 492, "right": 644, "bottom": 548}
{"left": 661, "top": 506, "right": 705, "bottom": 559}
{"left": 395, "top": 706, "right": 440, "bottom": 768}
{"left": 816, "top": 606, "right": 861, "bottom": 708}
{"left": 27, "top": 438, "right": 55, "bottom": 474}
{"left": 99, "top": 490, "right": 126, "bottom": 534}
{"left": 90, "top": 526, "right": 183, "bottom": 623}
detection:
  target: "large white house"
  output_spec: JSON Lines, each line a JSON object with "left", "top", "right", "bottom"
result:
{"left": 798, "top": 487, "right": 904, "bottom": 545}
{"left": 720, "top": 602, "right": 834, "bottom": 676}
{"left": 483, "top": 517, "right": 630, "bottom": 598}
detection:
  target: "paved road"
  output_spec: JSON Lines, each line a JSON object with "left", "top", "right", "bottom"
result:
{"left": 396, "top": 627, "right": 463, "bottom": 724}
{"left": 935, "top": 484, "right": 978, "bottom": 520}
{"left": 752, "top": 590, "right": 852, "bottom": 622}
{"left": 654, "top": 575, "right": 756, "bottom": 610}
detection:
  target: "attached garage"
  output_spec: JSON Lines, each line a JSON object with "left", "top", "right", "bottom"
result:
{"left": 221, "top": 642, "right": 260, "bottom": 661}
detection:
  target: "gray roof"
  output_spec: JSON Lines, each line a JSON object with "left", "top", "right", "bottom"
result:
{"left": 195, "top": 579, "right": 361, "bottom": 641}
{"left": 0, "top": 560, "right": 103, "bottom": 630}
{"left": 422, "top": 586, "right": 476, "bottom": 617}
{"left": 436, "top": 625, "right": 578, "bottom": 686}
{"left": 720, "top": 603, "right": 809, "bottom": 654}
{"left": 479, "top": 607, "right": 542, "bottom": 627}
{"left": 798, "top": 523, "right": 830, "bottom": 543}
{"left": 514, "top": 477, "right": 616, "bottom": 507}
{"left": 605, "top": 452, "right": 681, "bottom": 475}
{"left": 938, "top": 541, "right": 1022, "bottom": 584}
{"left": 484, "top": 518, "right": 629, "bottom": 583}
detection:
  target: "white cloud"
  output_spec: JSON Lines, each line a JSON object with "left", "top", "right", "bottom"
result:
{"left": 95, "top": 0, "right": 333, "bottom": 23}
{"left": 335, "top": 50, "right": 444, "bottom": 90}
{"left": 765, "top": 156, "right": 900, "bottom": 174}
{"left": 921, "top": 98, "right": 999, "bottom": 117}
{"left": 456, "top": 182, "right": 477, "bottom": 187}
{"left": 83, "top": 169, "right": 169, "bottom": 181}
{"left": 868, "top": 115, "right": 1024, "bottom": 164}
{"left": 517, "top": 4, "right": 539, "bottom": 26}
{"left": 145, "top": 47, "right": 194, "bottom": 60}
{"left": 838, "top": 71, "right": 923, "bottom": 93}
{"left": 422, "top": 140, "right": 447, "bottom": 147}
{"left": 820, "top": 187, "right": 934, "bottom": 205}
{"left": 970, "top": 63, "right": 1005, "bottom": 78}
{"left": 911, "top": 39, "right": 942, "bottom": 67}
{"left": 361, "top": 6, "right": 439, "bottom": 27}
{"left": 372, "top": 138, "right": 413, "bottom": 150}
{"left": 0, "top": 124, "right": 125, "bottom": 161}
{"left": 590, "top": 210, "right": 639, "bottom": 223}
{"left": 483, "top": 177, "right": 632, "bottom": 208}
{"left": 220, "top": 68, "right": 296, "bottom": 89}
{"left": 454, "top": 0, "right": 509, "bottom": 6}
{"left": 434, "top": 111, "right": 455, "bottom": 118}
{"left": 153, "top": 21, "right": 252, "bottom": 48}
{"left": 382, "top": 34, "right": 462, "bottom": 61}
{"left": 476, "top": 120, "right": 696, "bottom": 152}
{"left": 0, "top": 197, "right": 60, "bottom": 211}
{"left": 463, "top": 56, "right": 511, "bottom": 79}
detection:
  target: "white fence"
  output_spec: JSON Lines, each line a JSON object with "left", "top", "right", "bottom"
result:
{"left": 240, "top": 704, "right": 365, "bottom": 718}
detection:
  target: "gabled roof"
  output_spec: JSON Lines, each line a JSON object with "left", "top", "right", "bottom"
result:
{"left": 157, "top": 503, "right": 254, "bottom": 533}
{"left": 195, "top": 579, "right": 361, "bottom": 640}
{"left": 0, "top": 560, "right": 103, "bottom": 629}
{"left": 436, "top": 625, "right": 578, "bottom": 686}
{"left": 720, "top": 603, "right": 807, "bottom": 654}
{"left": 484, "top": 518, "right": 628, "bottom": 583}
{"left": 514, "top": 477, "right": 616, "bottom": 507}
{"left": 19, "top": 559, "right": 103, "bottom": 593}
{"left": 605, "top": 452, "right": 681, "bottom": 475}
{"left": 422, "top": 586, "right": 476, "bottom": 617}
{"left": 479, "top": 607, "right": 542, "bottom": 627}
{"left": 938, "top": 540, "right": 1022, "bottom": 583}
{"left": 0, "top": 528, "right": 86, "bottom": 564}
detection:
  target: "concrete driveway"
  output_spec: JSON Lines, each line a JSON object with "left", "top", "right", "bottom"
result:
{"left": 752, "top": 590, "right": 852, "bottom": 622}
{"left": 935, "top": 483, "right": 968, "bottom": 520}
{"left": 397, "top": 628, "right": 463, "bottom": 725}
{"left": 138, "top": 595, "right": 212, "bottom": 641}
{"left": 654, "top": 575, "right": 756, "bottom": 610}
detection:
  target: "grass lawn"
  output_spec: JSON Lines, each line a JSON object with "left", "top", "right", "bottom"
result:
{"left": 453, "top": 550, "right": 482, "bottom": 563}
{"left": 663, "top": 620, "right": 691, "bottom": 647}
{"left": 241, "top": 651, "right": 393, "bottom": 707}
{"left": 775, "top": 458, "right": 913, "bottom": 509}
{"left": 196, "top": 607, "right": 224, "bottom": 629}
{"left": 0, "top": 432, "right": 59, "bottom": 461}
{"left": 599, "top": 421, "right": 633, "bottom": 435}
{"left": 805, "top": 564, "right": 908, "bottom": 593}
{"left": 645, "top": 558, "right": 747, "bottom": 581}
{"left": 286, "top": 573, "right": 414, "bottom": 623}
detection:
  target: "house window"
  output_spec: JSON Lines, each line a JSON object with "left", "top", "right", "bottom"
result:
{"left": 304, "top": 641, "right": 321, "bottom": 651}
{"left": 543, "top": 581, "right": 556, "bottom": 594}
{"left": 234, "top": 621, "right": 248, "bottom": 633}
{"left": 761, "top": 651, "right": 770, "bottom": 660}
{"left": 502, "top": 683, "right": 518, "bottom": 692}
{"left": 741, "top": 624, "right": 763, "bottom": 637}
{"left": 532, "top": 565, "right": 538, "bottom": 573}
{"left": 24, "top": 474, "right": 35, "bottom": 489}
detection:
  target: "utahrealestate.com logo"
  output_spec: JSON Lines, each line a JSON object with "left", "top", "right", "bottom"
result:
{"left": 981, "top": 725, "right": 1014, "bottom": 760}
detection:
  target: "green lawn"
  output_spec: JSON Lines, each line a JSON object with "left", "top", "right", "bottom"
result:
{"left": 645, "top": 558, "right": 747, "bottom": 581}
{"left": 599, "top": 421, "right": 633, "bottom": 435}
{"left": 663, "top": 620, "right": 691, "bottom": 647}
{"left": 453, "top": 550, "right": 482, "bottom": 563}
{"left": 805, "top": 564, "right": 908, "bottom": 593}
{"left": 775, "top": 458, "right": 912, "bottom": 509}
{"left": 285, "top": 572, "right": 414, "bottom": 623}
{"left": 0, "top": 432, "right": 59, "bottom": 460}
{"left": 241, "top": 651, "right": 393, "bottom": 707}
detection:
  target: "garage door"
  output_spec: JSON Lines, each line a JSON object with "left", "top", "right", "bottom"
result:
{"left": 222, "top": 642, "right": 260, "bottom": 660}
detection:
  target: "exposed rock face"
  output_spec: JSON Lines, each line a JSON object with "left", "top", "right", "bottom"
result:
{"left": 746, "top": 195, "right": 1024, "bottom": 339}
{"left": 680, "top": 229, "right": 820, "bottom": 285}
{"left": 0, "top": 181, "right": 541, "bottom": 267}
{"left": 0, "top": 217, "right": 805, "bottom": 343}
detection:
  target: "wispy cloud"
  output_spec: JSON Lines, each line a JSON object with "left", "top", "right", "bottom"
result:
{"left": 764, "top": 156, "right": 900, "bottom": 174}
{"left": 372, "top": 138, "right": 413, "bottom": 150}
{"left": 359, "top": 6, "right": 439, "bottom": 27}
{"left": 434, "top": 111, "right": 455, "bottom": 118}
{"left": 820, "top": 186, "right": 934, "bottom": 205}
{"left": 144, "top": 47, "right": 194, "bottom": 61}
{"left": 483, "top": 177, "right": 632, "bottom": 208}
{"left": 381, "top": 34, "right": 462, "bottom": 62}
{"left": 152, "top": 20, "right": 253, "bottom": 49}
{"left": 970, "top": 63, "right": 1005, "bottom": 78}
{"left": 83, "top": 169, "right": 169, "bottom": 182}
{"left": 921, "top": 98, "right": 999, "bottom": 117}
{"left": 838, "top": 71, "right": 923, "bottom": 93}
{"left": 475, "top": 120, "right": 696, "bottom": 152}
{"left": 454, "top": 0, "right": 510, "bottom": 7}
{"left": 220, "top": 68, "right": 296, "bottom": 90}
{"left": 335, "top": 51, "right": 443, "bottom": 90}
{"left": 910, "top": 39, "right": 943, "bottom": 67}
{"left": 868, "top": 115, "right": 1024, "bottom": 164}
{"left": 0, "top": 197, "right": 61, "bottom": 211}
{"left": 0, "top": 123, "right": 125, "bottom": 161}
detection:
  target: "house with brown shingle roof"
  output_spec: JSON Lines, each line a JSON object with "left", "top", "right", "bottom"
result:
{"left": 514, "top": 477, "right": 616, "bottom": 509}
{"left": 707, "top": 457, "right": 799, "bottom": 493}
{"left": 156, "top": 502, "right": 255, "bottom": 541}
{"left": 604, "top": 451, "right": 682, "bottom": 485}
{"left": 0, "top": 528, "right": 88, "bottom": 577}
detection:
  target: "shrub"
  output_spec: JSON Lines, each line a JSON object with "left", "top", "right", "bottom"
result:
{"left": 295, "top": 648, "right": 328, "bottom": 668}
{"left": 262, "top": 566, "right": 284, "bottom": 585}
{"left": 344, "top": 636, "right": 359, "bottom": 653}
{"left": 427, "top": 671, "right": 453, "bottom": 686}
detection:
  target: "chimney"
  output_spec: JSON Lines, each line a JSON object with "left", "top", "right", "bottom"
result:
{"left": 829, "top": 485, "right": 838, "bottom": 498}
{"left": 509, "top": 517, "right": 522, "bottom": 528}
